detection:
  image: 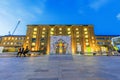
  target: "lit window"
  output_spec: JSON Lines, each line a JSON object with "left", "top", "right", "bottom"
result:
{"left": 67, "top": 28, "right": 70, "bottom": 31}
{"left": 86, "top": 39, "right": 88, "bottom": 42}
{"left": 32, "top": 43, "right": 35, "bottom": 46}
{"left": 59, "top": 32, "right": 62, "bottom": 34}
{"left": 42, "top": 35, "right": 45, "bottom": 37}
{"left": 41, "top": 43, "right": 44, "bottom": 45}
{"left": 12, "top": 37, "right": 14, "bottom": 40}
{"left": 59, "top": 28, "right": 62, "bottom": 30}
{"left": 43, "top": 28, "right": 46, "bottom": 30}
{"left": 11, "top": 42, "right": 13, "bottom": 45}
{"left": 4, "top": 37, "right": 7, "bottom": 40}
{"left": 15, "top": 38, "right": 17, "bottom": 40}
{"left": 7, "top": 42, "right": 9, "bottom": 45}
{"left": 92, "top": 37, "right": 94, "bottom": 39}
{"left": 32, "top": 48, "right": 35, "bottom": 51}
{"left": 34, "top": 28, "right": 37, "bottom": 31}
{"left": 84, "top": 28, "right": 87, "bottom": 31}
{"left": 76, "top": 28, "right": 79, "bottom": 30}
{"left": 42, "top": 32, "right": 45, "bottom": 34}
{"left": 33, "top": 32, "right": 37, "bottom": 34}
{"left": 77, "top": 43, "right": 80, "bottom": 45}
{"left": 93, "top": 44, "right": 95, "bottom": 46}
{"left": 26, "top": 41, "right": 29, "bottom": 43}
{"left": 27, "top": 37, "right": 29, "bottom": 39}
{"left": 76, "top": 32, "right": 79, "bottom": 34}
{"left": 33, "top": 35, "right": 36, "bottom": 38}
{"left": 86, "top": 43, "right": 89, "bottom": 45}
{"left": 51, "top": 28, "right": 54, "bottom": 31}
{"left": 76, "top": 35, "right": 79, "bottom": 38}
{"left": 8, "top": 37, "right": 11, "bottom": 40}
{"left": 68, "top": 32, "right": 71, "bottom": 34}
{"left": 92, "top": 41, "right": 95, "bottom": 43}
{"left": 50, "top": 32, "right": 54, "bottom": 35}
{"left": 85, "top": 35, "right": 88, "bottom": 38}
{"left": 84, "top": 32, "right": 88, "bottom": 34}
{"left": 3, "top": 42, "right": 6, "bottom": 45}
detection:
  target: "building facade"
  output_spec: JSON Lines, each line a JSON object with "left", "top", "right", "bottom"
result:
{"left": 24, "top": 25, "right": 97, "bottom": 55}
{"left": 0, "top": 35, "right": 25, "bottom": 52}
{"left": 96, "top": 35, "right": 120, "bottom": 52}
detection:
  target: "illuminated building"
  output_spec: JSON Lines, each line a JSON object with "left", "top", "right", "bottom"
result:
{"left": 24, "top": 25, "right": 97, "bottom": 55}
{"left": 0, "top": 35, "right": 25, "bottom": 52}
{"left": 96, "top": 35, "right": 120, "bottom": 52}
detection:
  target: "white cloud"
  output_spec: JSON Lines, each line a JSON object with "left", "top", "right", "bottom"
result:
{"left": 89, "top": 0, "right": 108, "bottom": 10}
{"left": 116, "top": 13, "right": 120, "bottom": 20}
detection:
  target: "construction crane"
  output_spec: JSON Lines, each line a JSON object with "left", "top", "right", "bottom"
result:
{"left": 9, "top": 20, "right": 21, "bottom": 35}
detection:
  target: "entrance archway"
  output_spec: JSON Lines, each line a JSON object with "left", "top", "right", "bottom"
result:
{"left": 50, "top": 36, "right": 71, "bottom": 54}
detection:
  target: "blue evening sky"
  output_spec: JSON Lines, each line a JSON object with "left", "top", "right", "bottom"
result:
{"left": 0, "top": 0, "right": 120, "bottom": 35}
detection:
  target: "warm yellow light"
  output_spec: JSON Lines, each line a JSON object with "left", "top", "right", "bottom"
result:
{"left": 76, "top": 32, "right": 79, "bottom": 34}
{"left": 26, "top": 41, "right": 29, "bottom": 43}
{"left": 68, "top": 32, "right": 71, "bottom": 34}
{"left": 32, "top": 43, "right": 35, "bottom": 46}
{"left": 59, "top": 32, "right": 62, "bottom": 34}
{"left": 50, "top": 32, "right": 54, "bottom": 35}
{"left": 27, "top": 37, "right": 29, "bottom": 39}
{"left": 42, "top": 32, "right": 45, "bottom": 34}
{"left": 11, "top": 42, "right": 13, "bottom": 45}
{"left": 51, "top": 28, "right": 54, "bottom": 31}
{"left": 4, "top": 37, "right": 7, "bottom": 40}
{"left": 86, "top": 39, "right": 88, "bottom": 42}
{"left": 76, "top": 28, "right": 79, "bottom": 30}
{"left": 67, "top": 28, "right": 70, "bottom": 31}
{"left": 59, "top": 28, "right": 62, "bottom": 30}
{"left": 33, "top": 32, "right": 37, "bottom": 34}
{"left": 33, "top": 35, "right": 36, "bottom": 38}
{"left": 93, "top": 44, "right": 95, "bottom": 46}
{"left": 43, "top": 28, "right": 46, "bottom": 30}
{"left": 42, "top": 35, "right": 45, "bottom": 37}
{"left": 92, "top": 37, "right": 94, "bottom": 39}
{"left": 32, "top": 48, "right": 35, "bottom": 51}
{"left": 84, "top": 28, "right": 87, "bottom": 31}
{"left": 85, "top": 35, "right": 88, "bottom": 38}
{"left": 15, "top": 37, "right": 17, "bottom": 40}
{"left": 84, "top": 32, "right": 88, "bottom": 34}
{"left": 92, "top": 41, "right": 95, "bottom": 43}
{"left": 76, "top": 35, "right": 79, "bottom": 38}
{"left": 3, "top": 42, "right": 6, "bottom": 45}
{"left": 8, "top": 37, "right": 11, "bottom": 40}
{"left": 34, "top": 28, "right": 37, "bottom": 31}
{"left": 86, "top": 43, "right": 89, "bottom": 45}
{"left": 41, "top": 43, "right": 44, "bottom": 45}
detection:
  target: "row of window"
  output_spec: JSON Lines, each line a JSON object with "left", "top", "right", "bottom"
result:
{"left": 33, "top": 27, "right": 88, "bottom": 31}
{"left": 3, "top": 42, "right": 23, "bottom": 45}
{"left": 3, "top": 37, "right": 25, "bottom": 40}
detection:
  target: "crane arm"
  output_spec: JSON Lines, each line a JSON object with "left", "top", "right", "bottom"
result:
{"left": 12, "top": 20, "right": 21, "bottom": 35}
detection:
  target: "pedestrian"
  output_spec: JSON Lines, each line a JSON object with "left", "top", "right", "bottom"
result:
{"left": 20, "top": 47, "right": 25, "bottom": 57}
{"left": 16, "top": 47, "right": 22, "bottom": 57}
{"left": 23, "top": 46, "right": 29, "bottom": 57}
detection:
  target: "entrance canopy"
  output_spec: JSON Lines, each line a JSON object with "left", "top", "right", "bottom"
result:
{"left": 50, "top": 36, "right": 71, "bottom": 54}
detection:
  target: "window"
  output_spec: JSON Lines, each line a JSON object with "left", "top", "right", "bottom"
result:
{"left": 51, "top": 28, "right": 54, "bottom": 31}
{"left": 34, "top": 28, "right": 37, "bottom": 31}
{"left": 43, "top": 28, "right": 46, "bottom": 30}
{"left": 84, "top": 32, "right": 88, "bottom": 34}
{"left": 84, "top": 28, "right": 87, "bottom": 31}
{"left": 59, "top": 28, "right": 62, "bottom": 30}
{"left": 67, "top": 28, "right": 70, "bottom": 31}
{"left": 33, "top": 32, "right": 37, "bottom": 34}
{"left": 76, "top": 28, "right": 79, "bottom": 30}
{"left": 85, "top": 35, "right": 88, "bottom": 38}
{"left": 32, "top": 43, "right": 35, "bottom": 46}
{"left": 32, "top": 38, "right": 36, "bottom": 42}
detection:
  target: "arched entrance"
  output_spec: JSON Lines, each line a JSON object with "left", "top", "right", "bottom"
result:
{"left": 50, "top": 36, "right": 71, "bottom": 54}
{"left": 55, "top": 39, "right": 68, "bottom": 54}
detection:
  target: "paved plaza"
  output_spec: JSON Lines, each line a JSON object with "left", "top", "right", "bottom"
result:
{"left": 0, "top": 54, "right": 120, "bottom": 80}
